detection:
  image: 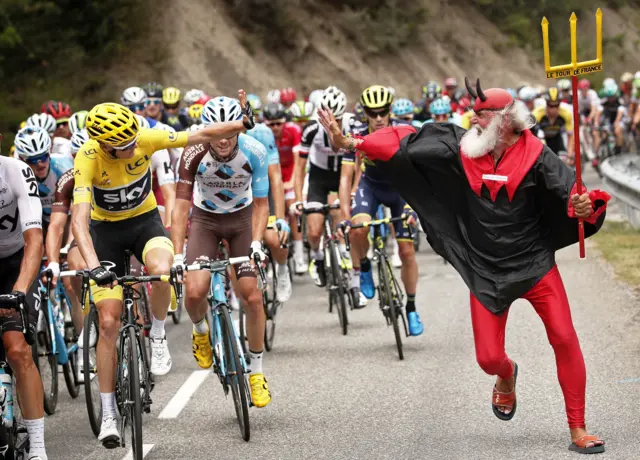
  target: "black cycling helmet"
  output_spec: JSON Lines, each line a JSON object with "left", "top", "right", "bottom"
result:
{"left": 142, "top": 82, "right": 164, "bottom": 98}
{"left": 263, "top": 102, "right": 287, "bottom": 121}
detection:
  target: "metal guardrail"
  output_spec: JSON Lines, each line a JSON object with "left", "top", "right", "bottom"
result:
{"left": 600, "top": 153, "right": 640, "bottom": 228}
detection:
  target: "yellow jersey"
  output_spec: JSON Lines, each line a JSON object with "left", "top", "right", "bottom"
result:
{"left": 73, "top": 128, "right": 188, "bottom": 222}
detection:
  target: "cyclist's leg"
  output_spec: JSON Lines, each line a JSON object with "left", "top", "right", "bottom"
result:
{"left": 387, "top": 192, "right": 423, "bottom": 335}
{"left": 614, "top": 120, "right": 625, "bottom": 153}
{"left": 305, "top": 166, "right": 330, "bottom": 286}
{"left": 0, "top": 249, "right": 47, "bottom": 459}
{"left": 184, "top": 207, "right": 219, "bottom": 369}
{"left": 89, "top": 220, "right": 128, "bottom": 445}
{"left": 351, "top": 179, "right": 378, "bottom": 300}
{"left": 133, "top": 210, "right": 175, "bottom": 376}
{"left": 226, "top": 206, "right": 271, "bottom": 407}
{"left": 65, "top": 243, "right": 86, "bottom": 334}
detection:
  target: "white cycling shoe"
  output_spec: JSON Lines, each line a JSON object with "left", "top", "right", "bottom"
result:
{"left": 98, "top": 416, "right": 120, "bottom": 449}
{"left": 76, "top": 354, "right": 96, "bottom": 384}
{"left": 276, "top": 266, "right": 292, "bottom": 302}
{"left": 150, "top": 335, "right": 172, "bottom": 376}
{"left": 294, "top": 258, "right": 307, "bottom": 275}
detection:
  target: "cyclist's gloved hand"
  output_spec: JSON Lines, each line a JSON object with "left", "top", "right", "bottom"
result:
{"left": 289, "top": 201, "right": 304, "bottom": 216}
{"left": 46, "top": 261, "right": 60, "bottom": 288}
{"left": 336, "top": 219, "right": 351, "bottom": 238}
{"left": 89, "top": 266, "right": 116, "bottom": 287}
{"left": 275, "top": 218, "right": 290, "bottom": 246}
{"left": 403, "top": 205, "right": 418, "bottom": 226}
{"left": 249, "top": 240, "right": 268, "bottom": 264}
{"left": 173, "top": 253, "right": 185, "bottom": 269}
{"left": 242, "top": 103, "right": 255, "bottom": 130}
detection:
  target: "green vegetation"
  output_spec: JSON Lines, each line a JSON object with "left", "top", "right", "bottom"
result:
{"left": 593, "top": 221, "right": 640, "bottom": 289}
{"left": 0, "top": 0, "right": 147, "bottom": 149}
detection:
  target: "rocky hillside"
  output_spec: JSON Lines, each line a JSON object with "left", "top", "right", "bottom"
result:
{"left": 138, "top": 0, "right": 640, "bottom": 100}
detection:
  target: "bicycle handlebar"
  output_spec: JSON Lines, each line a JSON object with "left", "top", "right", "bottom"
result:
{"left": 0, "top": 293, "right": 28, "bottom": 336}
{"left": 344, "top": 215, "right": 413, "bottom": 251}
{"left": 296, "top": 202, "right": 341, "bottom": 232}
{"left": 185, "top": 256, "right": 250, "bottom": 272}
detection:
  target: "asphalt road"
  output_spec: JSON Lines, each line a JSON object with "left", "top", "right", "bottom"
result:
{"left": 44, "top": 169, "right": 640, "bottom": 460}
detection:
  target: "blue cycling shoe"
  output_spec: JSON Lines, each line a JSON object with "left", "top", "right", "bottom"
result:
{"left": 408, "top": 311, "right": 424, "bottom": 336}
{"left": 359, "top": 269, "right": 376, "bottom": 299}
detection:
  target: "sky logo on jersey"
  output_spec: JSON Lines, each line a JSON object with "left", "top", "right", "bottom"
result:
{"left": 93, "top": 170, "right": 151, "bottom": 212}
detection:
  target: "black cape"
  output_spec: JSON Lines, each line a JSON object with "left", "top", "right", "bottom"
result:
{"left": 372, "top": 123, "right": 607, "bottom": 314}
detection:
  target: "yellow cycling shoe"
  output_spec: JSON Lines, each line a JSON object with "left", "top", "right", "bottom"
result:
{"left": 249, "top": 373, "right": 271, "bottom": 408}
{"left": 192, "top": 331, "right": 213, "bottom": 369}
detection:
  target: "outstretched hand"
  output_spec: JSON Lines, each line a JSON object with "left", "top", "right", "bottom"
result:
{"left": 318, "top": 108, "right": 348, "bottom": 149}
{"left": 238, "top": 89, "right": 255, "bottom": 130}
{"left": 571, "top": 193, "right": 593, "bottom": 219}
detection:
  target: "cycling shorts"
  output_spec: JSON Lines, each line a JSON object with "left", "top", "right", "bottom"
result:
{"left": 0, "top": 248, "right": 41, "bottom": 345}
{"left": 306, "top": 163, "right": 340, "bottom": 205}
{"left": 352, "top": 177, "right": 412, "bottom": 241}
{"left": 90, "top": 209, "right": 174, "bottom": 303}
{"left": 185, "top": 205, "right": 255, "bottom": 279}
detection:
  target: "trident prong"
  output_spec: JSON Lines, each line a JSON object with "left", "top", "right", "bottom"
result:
{"left": 541, "top": 8, "right": 603, "bottom": 79}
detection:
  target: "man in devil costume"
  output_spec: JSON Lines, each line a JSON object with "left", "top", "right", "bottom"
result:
{"left": 318, "top": 78, "right": 609, "bottom": 455}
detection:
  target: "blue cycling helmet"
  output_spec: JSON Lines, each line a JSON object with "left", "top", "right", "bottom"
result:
{"left": 201, "top": 97, "right": 243, "bottom": 124}
{"left": 429, "top": 98, "right": 451, "bottom": 116}
{"left": 391, "top": 98, "right": 415, "bottom": 117}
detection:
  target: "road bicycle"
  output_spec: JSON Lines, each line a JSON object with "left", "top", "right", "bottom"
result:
{"left": 0, "top": 293, "right": 32, "bottom": 459}
{"left": 346, "top": 215, "right": 412, "bottom": 360}
{"left": 61, "top": 252, "right": 180, "bottom": 459}
{"left": 184, "top": 256, "right": 259, "bottom": 441}
{"left": 299, "top": 202, "right": 353, "bottom": 335}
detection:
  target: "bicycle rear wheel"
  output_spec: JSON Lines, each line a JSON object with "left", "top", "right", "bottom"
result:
{"left": 121, "top": 326, "right": 143, "bottom": 459}
{"left": 33, "top": 308, "right": 58, "bottom": 415}
{"left": 221, "top": 302, "right": 250, "bottom": 441}
{"left": 83, "top": 305, "right": 101, "bottom": 437}
{"left": 62, "top": 297, "right": 80, "bottom": 399}
{"left": 378, "top": 257, "right": 404, "bottom": 360}
{"left": 328, "top": 240, "right": 348, "bottom": 335}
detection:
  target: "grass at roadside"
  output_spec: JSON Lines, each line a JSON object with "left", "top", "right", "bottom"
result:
{"left": 593, "top": 221, "right": 640, "bottom": 288}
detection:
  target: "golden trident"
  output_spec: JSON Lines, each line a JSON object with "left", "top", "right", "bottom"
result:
{"left": 540, "top": 9, "right": 603, "bottom": 259}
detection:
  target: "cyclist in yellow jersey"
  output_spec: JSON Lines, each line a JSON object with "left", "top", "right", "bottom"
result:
{"left": 72, "top": 90, "right": 256, "bottom": 449}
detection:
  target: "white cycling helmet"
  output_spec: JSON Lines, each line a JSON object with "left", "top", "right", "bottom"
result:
{"left": 557, "top": 79, "right": 571, "bottom": 90}
{"left": 26, "top": 113, "right": 56, "bottom": 135}
{"left": 134, "top": 114, "right": 150, "bottom": 129}
{"left": 603, "top": 77, "right": 616, "bottom": 88}
{"left": 266, "top": 90, "right": 281, "bottom": 104}
{"left": 188, "top": 123, "right": 203, "bottom": 132}
{"left": 121, "top": 86, "right": 147, "bottom": 106}
{"left": 621, "top": 72, "right": 633, "bottom": 83}
{"left": 320, "top": 88, "right": 347, "bottom": 118}
{"left": 518, "top": 86, "right": 538, "bottom": 102}
{"left": 68, "top": 110, "right": 89, "bottom": 134}
{"left": 184, "top": 89, "right": 205, "bottom": 106}
{"left": 201, "top": 97, "right": 243, "bottom": 124}
{"left": 70, "top": 129, "right": 89, "bottom": 155}
{"left": 14, "top": 126, "right": 52, "bottom": 158}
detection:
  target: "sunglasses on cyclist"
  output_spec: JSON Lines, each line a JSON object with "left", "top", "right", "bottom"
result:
{"left": 112, "top": 136, "right": 139, "bottom": 151}
{"left": 164, "top": 103, "right": 179, "bottom": 110}
{"left": 145, "top": 98, "right": 163, "bottom": 106}
{"left": 129, "top": 103, "right": 145, "bottom": 112}
{"left": 21, "top": 152, "right": 50, "bottom": 165}
{"left": 399, "top": 116, "right": 413, "bottom": 122}
{"left": 266, "top": 121, "right": 284, "bottom": 127}
{"left": 364, "top": 107, "right": 391, "bottom": 119}
{"left": 547, "top": 103, "right": 560, "bottom": 108}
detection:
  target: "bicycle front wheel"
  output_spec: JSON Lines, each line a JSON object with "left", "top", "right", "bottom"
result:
{"left": 123, "top": 326, "right": 143, "bottom": 459}
{"left": 328, "top": 240, "right": 348, "bottom": 335}
{"left": 378, "top": 257, "right": 404, "bottom": 360}
{"left": 33, "top": 308, "right": 58, "bottom": 415}
{"left": 83, "top": 304, "right": 101, "bottom": 437}
{"left": 264, "top": 258, "right": 278, "bottom": 351}
{"left": 221, "top": 303, "right": 250, "bottom": 441}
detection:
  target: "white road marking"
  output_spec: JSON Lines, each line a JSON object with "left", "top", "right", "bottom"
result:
{"left": 158, "top": 370, "right": 210, "bottom": 419}
{"left": 122, "top": 443, "right": 154, "bottom": 459}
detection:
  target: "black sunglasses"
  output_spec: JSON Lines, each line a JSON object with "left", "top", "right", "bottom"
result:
{"left": 364, "top": 107, "right": 390, "bottom": 118}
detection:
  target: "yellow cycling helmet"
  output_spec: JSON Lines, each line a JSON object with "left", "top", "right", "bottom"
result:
{"left": 360, "top": 85, "right": 394, "bottom": 109}
{"left": 86, "top": 103, "right": 139, "bottom": 147}
{"left": 545, "top": 87, "right": 560, "bottom": 103}
{"left": 162, "top": 87, "right": 182, "bottom": 106}
{"left": 187, "top": 103, "right": 204, "bottom": 120}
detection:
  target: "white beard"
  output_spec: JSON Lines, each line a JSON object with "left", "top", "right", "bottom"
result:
{"left": 460, "top": 114, "right": 502, "bottom": 158}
